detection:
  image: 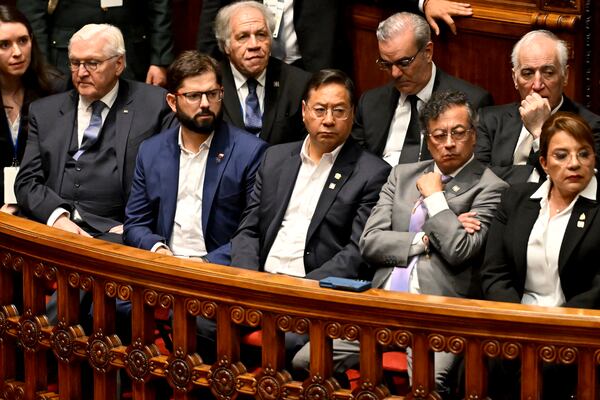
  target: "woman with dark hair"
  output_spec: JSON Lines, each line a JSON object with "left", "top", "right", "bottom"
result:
{"left": 482, "top": 112, "right": 600, "bottom": 399}
{"left": 0, "top": 5, "right": 63, "bottom": 213}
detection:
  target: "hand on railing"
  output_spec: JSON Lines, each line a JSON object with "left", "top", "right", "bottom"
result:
{"left": 0, "top": 204, "right": 18, "bottom": 215}
{"left": 52, "top": 214, "right": 92, "bottom": 237}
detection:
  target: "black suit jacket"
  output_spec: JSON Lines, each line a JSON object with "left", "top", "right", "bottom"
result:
{"left": 221, "top": 58, "right": 311, "bottom": 145}
{"left": 15, "top": 79, "right": 175, "bottom": 227}
{"left": 475, "top": 97, "right": 600, "bottom": 184}
{"left": 17, "top": 0, "right": 174, "bottom": 81}
{"left": 352, "top": 67, "right": 493, "bottom": 157}
{"left": 481, "top": 180, "right": 600, "bottom": 309}
{"left": 231, "top": 137, "right": 391, "bottom": 280}
{"left": 197, "top": 0, "right": 351, "bottom": 72}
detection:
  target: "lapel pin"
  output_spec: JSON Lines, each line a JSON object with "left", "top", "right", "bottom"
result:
{"left": 452, "top": 185, "right": 460, "bottom": 192}
{"left": 216, "top": 153, "right": 224, "bottom": 163}
{"left": 329, "top": 183, "right": 336, "bottom": 190}
{"left": 579, "top": 213, "right": 586, "bottom": 220}
{"left": 274, "top": 81, "right": 280, "bottom": 87}
{"left": 334, "top": 173, "right": 342, "bottom": 180}
{"left": 123, "top": 109, "right": 128, "bottom": 113}
{"left": 577, "top": 221, "right": 585, "bottom": 228}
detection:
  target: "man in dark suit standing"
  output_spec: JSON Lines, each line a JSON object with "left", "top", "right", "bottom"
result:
{"left": 17, "top": 0, "right": 174, "bottom": 85}
{"left": 213, "top": 1, "right": 311, "bottom": 145}
{"left": 352, "top": 12, "right": 493, "bottom": 166}
{"left": 475, "top": 30, "right": 600, "bottom": 184}
{"left": 15, "top": 24, "right": 174, "bottom": 243}
{"left": 230, "top": 69, "right": 390, "bottom": 360}
{"left": 124, "top": 51, "right": 268, "bottom": 265}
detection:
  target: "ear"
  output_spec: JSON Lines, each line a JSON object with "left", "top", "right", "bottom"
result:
{"left": 166, "top": 93, "right": 177, "bottom": 113}
{"left": 539, "top": 155, "right": 548, "bottom": 175}
{"left": 114, "top": 55, "right": 125, "bottom": 77}
{"left": 511, "top": 68, "right": 519, "bottom": 90}
{"left": 424, "top": 41, "right": 434, "bottom": 63}
{"left": 301, "top": 100, "right": 307, "bottom": 122}
{"left": 563, "top": 65, "right": 569, "bottom": 87}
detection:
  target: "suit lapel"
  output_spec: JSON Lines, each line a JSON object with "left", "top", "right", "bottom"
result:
{"left": 504, "top": 104, "right": 523, "bottom": 163}
{"left": 372, "top": 83, "right": 400, "bottom": 155}
{"left": 515, "top": 197, "right": 541, "bottom": 277}
{"left": 261, "top": 59, "right": 280, "bottom": 143}
{"left": 202, "top": 124, "right": 233, "bottom": 234}
{"left": 160, "top": 128, "right": 181, "bottom": 240}
{"left": 55, "top": 91, "right": 79, "bottom": 191}
{"left": 221, "top": 62, "right": 245, "bottom": 128}
{"left": 114, "top": 80, "right": 134, "bottom": 188}
{"left": 306, "top": 140, "right": 358, "bottom": 241}
{"left": 444, "top": 159, "right": 485, "bottom": 201}
{"left": 558, "top": 195, "right": 599, "bottom": 273}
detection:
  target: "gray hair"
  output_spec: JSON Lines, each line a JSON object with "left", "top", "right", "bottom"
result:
{"left": 214, "top": 1, "right": 275, "bottom": 53}
{"left": 511, "top": 30, "right": 568, "bottom": 76}
{"left": 69, "top": 24, "right": 126, "bottom": 66}
{"left": 376, "top": 12, "right": 431, "bottom": 50}
{"left": 419, "top": 90, "right": 478, "bottom": 132}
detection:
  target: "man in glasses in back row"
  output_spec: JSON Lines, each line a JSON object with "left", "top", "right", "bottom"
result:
{"left": 352, "top": 12, "right": 492, "bottom": 167}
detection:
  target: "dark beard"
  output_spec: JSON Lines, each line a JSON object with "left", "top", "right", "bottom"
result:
{"left": 177, "top": 108, "right": 222, "bottom": 134}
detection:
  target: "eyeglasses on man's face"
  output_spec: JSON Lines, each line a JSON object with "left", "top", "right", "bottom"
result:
{"left": 376, "top": 46, "right": 424, "bottom": 71}
{"left": 307, "top": 105, "right": 351, "bottom": 121}
{"left": 175, "top": 89, "right": 223, "bottom": 104}
{"left": 68, "top": 55, "right": 119, "bottom": 72}
{"left": 426, "top": 127, "right": 474, "bottom": 144}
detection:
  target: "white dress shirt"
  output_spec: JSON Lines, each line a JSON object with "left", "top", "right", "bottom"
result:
{"left": 264, "top": 136, "right": 343, "bottom": 277}
{"left": 522, "top": 176, "right": 597, "bottom": 306}
{"left": 47, "top": 82, "right": 120, "bottom": 226}
{"left": 383, "top": 64, "right": 437, "bottom": 166}
{"left": 230, "top": 63, "right": 267, "bottom": 125}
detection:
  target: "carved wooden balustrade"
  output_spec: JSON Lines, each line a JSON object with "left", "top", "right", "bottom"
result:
{"left": 1, "top": 213, "right": 600, "bottom": 400}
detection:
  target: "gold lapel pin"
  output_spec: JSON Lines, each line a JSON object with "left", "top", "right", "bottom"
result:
{"left": 579, "top": 213, "right": 586, "bottom": 220}
{"left": 123, "top": 109, "right": 129, "bottom": 113}
{"left": 577, "top": 213, "right": 586, "bottom": 228}
{"left": 329, "top": 183, "right": 336, "bottom": 189}
{"left": 452, "top": 185, "right": 460, "bottom": 192}
{"left": 334, "top": 173, "right": 342, "bottom": 180}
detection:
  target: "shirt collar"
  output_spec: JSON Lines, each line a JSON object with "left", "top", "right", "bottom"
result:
{"left": 531, "top": 175, "right": 597, "bottom": 202}
{"left": 400, "top": 62, "right": 436, "bottom": 105}
{"left": 433, "top": 154, "right": 474, "bottom": 178}
{"left": 230, "top": 62, "right": 267, "bottom": 91}
{"left": 299, "top": 135, "right": 344, "bottom": 165}
{"left": 551, "top": 96, "right": 564, "bottom": 114}
{"left": 78, "top": 80, "right": 119, "bottom": 111}
{"left": 177, "top": 126, "right": 214, "bottom": 156}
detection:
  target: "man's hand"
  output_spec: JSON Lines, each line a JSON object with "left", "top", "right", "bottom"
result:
{"left": 53, "top": 214, "right": 92, "bottom": 237}
{"left": 423, "top": 0, "right": 472, "bottom": 35}
{"left": 519, "top": 93, "right": 552, "bottom": 138}
{"left": 109, "top": 224, "right": 124, "bottom": 234}
{"left": 156, "top": 247, "right": 174, "bottom": 256}
{"left": 458, "top": 211, "right": 480, "bottom": 234}
{"left": 416, "top": 172, "right": 444, "bottom": 198}
{"left": 0, "top": 204, "right": 18, "bottom": 215}
{"left": 145, "top": 65, "right": 167, "bottom": 87}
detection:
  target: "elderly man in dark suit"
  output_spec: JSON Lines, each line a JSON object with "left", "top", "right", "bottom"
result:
{"left": 475, "top": 30, "right": 600, "bottom": 184}
{"left": 352, "top": 12, "right": 492, "bottom": 166}
{"left": 213, "top": 1, "right": 310, "bottom": 146}
{"left": 231, "top": 69, "right": 390, "bottom": 362}
{"left": 15, "top": 24, "right": 174, "bottom": 243}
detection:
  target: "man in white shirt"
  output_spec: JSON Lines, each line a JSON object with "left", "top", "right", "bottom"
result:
{"left": 231, "top": 69, "right": 390, "bottom": 361}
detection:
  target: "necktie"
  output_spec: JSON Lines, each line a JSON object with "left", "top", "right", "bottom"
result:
{"left": 244, "top": 79, "right": 262, "bottom": 135}
{"left": 398, "top": 95, "right": 421, "bottom": 163}
{"left": 514, "top": 133, "right": 534, "bottom": 165}
{"left": 74, "top": 100, "right": 105, "bottom": 160}
{"left": 389, "top": 174, "right": 452, "bottom": 292}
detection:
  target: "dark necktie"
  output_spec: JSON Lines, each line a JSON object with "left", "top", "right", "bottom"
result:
{"left": 74, "top": 100, "right": 105, "bottom": 160}
{"left": 398, "top": 94, "right": 421, "bottom": 164}
{"left": 389, "top": 174, "right": 452, "bottom": 292}
{"left": 244, "top": 79, "right": 262, "bottom": 135}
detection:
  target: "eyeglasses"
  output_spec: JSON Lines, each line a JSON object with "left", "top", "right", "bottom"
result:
{"left": 174, "top": 89, "right": 223, "bottom": 104}
{"left": 68, "top": 55, "right": 119, "bottom": 72}
{"left": 550, "top": 149, "right": 594, "bottom": 164}
{"left": 307, "top": 105, "right": 351, "bottom": 120}
{"left": 376, "top": 46, "right": 424, "bottom": 71}
{"left": 426, "top": 127, "right": 474, "bottom": 144}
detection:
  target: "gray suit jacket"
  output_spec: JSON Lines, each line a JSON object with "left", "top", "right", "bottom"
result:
{"left": 360, "top": 159, "right": 508, "bottom": 298}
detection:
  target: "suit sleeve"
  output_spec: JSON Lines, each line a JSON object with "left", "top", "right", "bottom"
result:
{"left": 360, "top": 168, "right": 419, "bottom": 268}
{"left": 15, "top": 103, "right": 70, "bottom": 223}
{"left": 16, "top": 1, "right": 49, "bottom": 57}
{"left": 564, "top": 272, "right": 600, "bottom": 309}
{"left": 480, "top": 189, "right": 523, "bottom": 304}
{"left": 229, "top": 151, "right": 268, "bottom": 271}
{"left": 475, "top": 107, "right": 494, "bottom": 165}
{"left": 123, "top": 143, "right": 166, "bottom": 250}
{"left": 351, "top": 95, "right": 368, "bottom": 150}
{"left": 305, "top": 161, "right": 391, "bottom": 280}
{"left": 196, "top": 0, "right": 229, "bottom": 59}
{"left": 205, "top": 139, "right": 268, "bottom": 265}
{"left": 147, "top": 0, "right": 175, "bottom": 66}
{"left": 423, "top": 172, "right": 509, "bottom": 268}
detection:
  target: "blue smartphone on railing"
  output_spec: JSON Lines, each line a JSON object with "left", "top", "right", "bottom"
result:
{"left": 319, "top": 277, "right": 372, "bottom": 292}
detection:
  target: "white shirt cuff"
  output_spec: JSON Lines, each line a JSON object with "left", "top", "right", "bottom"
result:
{"left": 47, "top": 208, "right": 70, "bottom": 227}
{"left": 423, "top": 191, "right": 450, "bottom": 217}
{"left": 532, "top": 137, "right": 540, "bottom": 152}
{"left": 151, "top": 242, "right": 169, "bottom": 253}
{"left": 409, "top": 232, "right": 427, "bottom": 256}
{"left": 419, "top": 0, "right": 425, "bottom": 12}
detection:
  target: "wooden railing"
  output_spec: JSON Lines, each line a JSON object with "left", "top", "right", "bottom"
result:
{"left": 1, "top": 212, "right": 600, "bottom": 400}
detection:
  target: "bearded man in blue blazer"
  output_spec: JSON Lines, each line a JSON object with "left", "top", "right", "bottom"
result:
{"left": 124, "top": 51, "right": 267, "bottom": 265}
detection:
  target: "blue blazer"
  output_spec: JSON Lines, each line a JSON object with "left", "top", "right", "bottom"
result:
{"left": 124, "top": 122, "right": 268, "bottom": 265}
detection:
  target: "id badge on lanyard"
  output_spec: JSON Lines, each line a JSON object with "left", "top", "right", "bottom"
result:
{"left": 264, "top": 0, "right": 285, "bottom": 38}
{"left": 4, "top": 166, "right": 18, "bottom": 204}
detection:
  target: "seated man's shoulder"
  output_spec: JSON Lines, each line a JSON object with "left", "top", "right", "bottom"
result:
{"left": 567, "top": 98, "right": 600, "bottom": 127}
{"left": 359, "top": 82, "right": 396, "bottom": 103}
{"left": 30, "top": 90, "right": 73, "bottom": 110}
{"left": 226, "top": 122, "right": 268, "bottom": 147}
{"left": 480, "top": 166, "right": 510, "bottom": 189}
{"left": 126, "top": 79, "right": 168, "bottom": 99}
